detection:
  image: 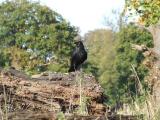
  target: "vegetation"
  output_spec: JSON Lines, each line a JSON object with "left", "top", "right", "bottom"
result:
{"left": 0, "top": 0, "right": 78, "bottom": 74}
{"left": 125, "top": 0, "right": 160, "bottom": 26}
{"left": 0, "top": 1, "right": 160, "bottom": 119}
{"left": 84, "top": 29, "right": 115, "bottom": 78}
{"left": 84, "top": 0, "right": 160, "bottom": 108}
{"left": 84, "top": 25, "right": 153, "bottom": 105}
{"left": 112, "top": 25, "right": 153, "bottom": 102}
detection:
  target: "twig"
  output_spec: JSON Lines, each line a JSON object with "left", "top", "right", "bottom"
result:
{"left": 131, "top": 64, "right": 144, "bottom": 95}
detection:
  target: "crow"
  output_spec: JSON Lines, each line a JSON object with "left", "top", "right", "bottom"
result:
{"left": 68, "top": 41, "right": 87, "bottom": 72}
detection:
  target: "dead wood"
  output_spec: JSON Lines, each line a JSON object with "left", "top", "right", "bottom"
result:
{"left": 0, "top": 68, "right": 107, "bottom": 119}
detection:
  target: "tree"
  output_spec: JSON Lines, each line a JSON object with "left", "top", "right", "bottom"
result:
{"left": 112, "top": 24, "right": 153, "bottom": 103}
{"left": 125, "top": 0, "right": 160, "bottom": 26}
{"left": 125, "top": 0, "right": 160, "bottom": 58}
{"left": 125, "top": 0, "right": 160, "bottom": 109}
{"left": 0, "top": 0, "right": 77, "bottom": 73}
{"left": 84, "top": 29, "right": 115, "bottom": 77}
{"left": 85, "top": 25, "right": 153, "bottom": 105}
{"left": 84, "top": 29, "right": 117, "bottom": 104}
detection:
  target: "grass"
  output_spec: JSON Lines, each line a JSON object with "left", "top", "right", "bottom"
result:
{"left": 117, "top": 93, "right": 160, "bottom": 120}
{"left": 0, "top": 73, "right": 9, "bottom": 120}
{"left": 56, "top": 112, "right": 66, "bottom": 120}
{"left": 115, "top": 64, "right": 160, "bottom": 120}
{"left": 77, "top": 72, "right": 88, "bottom": 115}
{"left": 56, "top": 71, "right": 89, "bottom": 120}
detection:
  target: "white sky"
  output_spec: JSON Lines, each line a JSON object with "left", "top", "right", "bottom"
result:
{"left": 0, "top": 0, "right": 125, "bottom": 35}
{"left": 39, "top": 0, "right": 125, "bottom": 35}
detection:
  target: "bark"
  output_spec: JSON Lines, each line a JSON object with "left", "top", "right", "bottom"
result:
{"left": 131, "top": 27, "right": 160, "bottom": 108}
{"left": 0, "top": 68, "right": 107, "bottom": 118}
{"left": 147, "top": 25, "right": 160, "bottom": 58}
{"left": 135, "top": 24, "right": 160, "bottom": 61}
{"left": 7, "top": 111, "right": 141, "bottom": 120}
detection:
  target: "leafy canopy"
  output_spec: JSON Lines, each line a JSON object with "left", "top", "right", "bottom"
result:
{"left": 108, "top": 24, "right": 153, "bottom": 104}
{"left": 125, "top": 0, "right": 160, "bottom": 26}
{"left": 84, "top": 25, "right": 153, "bottom": 105}
{"left": 0, "top": 0, "right": 77, "bottom": 73}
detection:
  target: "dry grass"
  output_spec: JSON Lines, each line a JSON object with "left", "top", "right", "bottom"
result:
{"left": 75, "top": 72, "right": 88, "bottom": 115}
{"left": 116, "top": 64, "right": 160, "bottom": 120}
{"left": 117, "top": 94, "right": 160, "bottom": 120}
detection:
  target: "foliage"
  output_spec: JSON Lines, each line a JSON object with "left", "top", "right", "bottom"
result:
{"left": 108, "top": 24, "right": 153, "bottom": 105}
{"left": 84, "top": 29, "right": 117, "bottom": 105}
{"left": 56, "top": 112, "right": 65, "bottom": 120}
{"left": 84, "top": 29, "right": 115, "bottom": 79}
{"left": 0, "top": 0, "right": 77, "bottom": 73}
{"left": 125, "top": 0, "right": 160, "bottom": 26}
{"left": 84, "top": 25, "right": 153, "bottom": 105}
{"left": 0, "top": 50, "right": 11, "bottom": 67}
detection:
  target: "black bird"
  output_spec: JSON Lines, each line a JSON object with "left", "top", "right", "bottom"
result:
{"left": 68, "top": 41, "right": 87, "bottom": 72}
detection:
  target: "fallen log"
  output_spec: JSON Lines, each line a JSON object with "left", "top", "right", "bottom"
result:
{"left": 7, "top": 111, "right": 107, "bottom": 120}
{"left": 0, "top": 68, "right": 107, "bottom": 118}
{"left": 7, "top": 111, "right": 143, "bottom": 120}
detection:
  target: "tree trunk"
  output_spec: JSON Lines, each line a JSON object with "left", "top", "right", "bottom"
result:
{"left": 144, "top": 25, "right": 160, "bottom": 108}
{"left": 132, "top": 24, "right": 160, "bottom": 109}
{"left": 148, "top": 25, "right": 160, "bottom": 59}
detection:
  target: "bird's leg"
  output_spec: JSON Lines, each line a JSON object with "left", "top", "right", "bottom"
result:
{"left": 76, "top": 64, "right": 82, "bottom": 74}
{"left": 74, "top": 64, "right": 76, "bottom": 72}
{"left": 80, "top": 64, "right": 83, "bottom": 73}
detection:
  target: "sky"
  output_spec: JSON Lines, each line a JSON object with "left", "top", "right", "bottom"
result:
{"left": 38, "top": 0, "right": 125, "bottom": 35}
{"left": 1, "top": 0, "right": 125, "bottom": 35}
